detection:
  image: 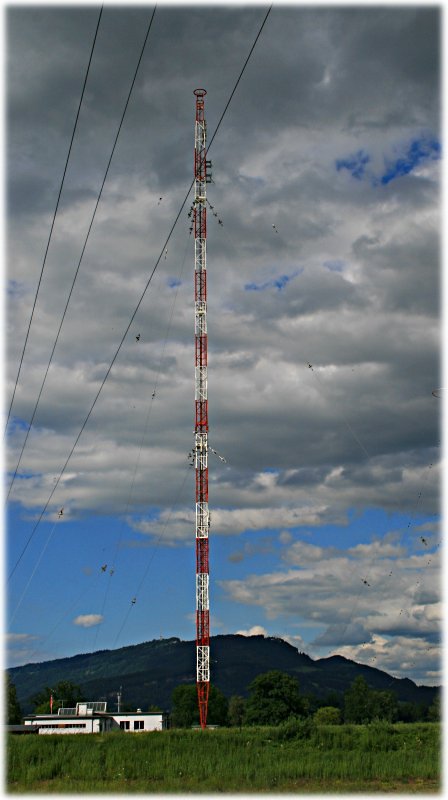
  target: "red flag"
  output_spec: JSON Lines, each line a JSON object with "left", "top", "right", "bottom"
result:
{"left": 50, "top": 694, "right": 53, "bottom": 714}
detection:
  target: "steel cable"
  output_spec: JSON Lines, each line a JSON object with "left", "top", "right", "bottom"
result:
{"left": 5, "top": 6, "right": 104, "bottom": 435}
{"left": 7, "top": 5, "right": 272, "bottom": 583}
{"left": 6, "top": 5, "right": 157, "bottom": 500}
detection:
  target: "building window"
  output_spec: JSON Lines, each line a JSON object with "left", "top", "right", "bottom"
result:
{"left": 120, "top": 721, "right": 130, "bottom": 730}
{"left": 38, "top": 723, "right": 86, "bottom": 729}
{"left": 134, "top": 720, "right": 144, "bottom": 730}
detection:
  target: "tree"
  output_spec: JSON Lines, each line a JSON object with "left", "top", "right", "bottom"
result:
{"left": 396, "top": 701, "right": 421, "bottom": 723}
{"left": 369, "top": 689, "right": 397, "bottom": 722}
{"left": 244, "top": 670, "right": 305, "bottom": 726}
{"left": 170, "top": 685, "right": 197, "bottom": 728}
{"left": 344, "top": 676, "right": 373, "bottom": 723}
{"left": 427, "top": 694, "right": 440, "bottom": 722}
{"left": 208, "top": 685, "right": 229, "bottom": 726}
{"left": 228, "top": 695, "right": 245, "bottom": 728}
{"left": 31, "top": 680, "right": 83, "bottom": 714}
{"left": 321, "top": 690, "right": 342, "bottom": 709}
{"left": 6, "top": 675, "right": 22, "bottom": 724}
{"left": 313, "top": 706, "right": 341, "bottom": 725}
{"left": 344, "top": 677, "right": 397, "bottom": 723}
{"left": 301, "top": 691, "right": 319, "bottom": 716}
{"left": 171, "top": 684, "right": 228, "bottom": 728}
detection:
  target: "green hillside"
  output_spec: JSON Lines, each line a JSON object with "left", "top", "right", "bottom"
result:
{"left": 8, "top": 634, "right": 438, "bottom": 714}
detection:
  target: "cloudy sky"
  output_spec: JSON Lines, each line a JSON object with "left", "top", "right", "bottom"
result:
{"left": 5, "top": 2, "right": 442, "bottom": 687}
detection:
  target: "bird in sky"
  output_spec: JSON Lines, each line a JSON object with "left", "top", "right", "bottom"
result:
{"left": 58, "top": 507, "right": 64, "bottom": 518}
{"left": 131, "top": 597, "right": 136, "bottom": 605}
{"left": 272, "top": 223, "right": 279, "bottom": 233}
{"left": 157, "top": 197, "right": 163, "bottom": 205}
{"left": 135, "top": 334, "right": 140, "bottom": 341}
{"left": 101, "top": 564, "right": 107, "bottom": 572}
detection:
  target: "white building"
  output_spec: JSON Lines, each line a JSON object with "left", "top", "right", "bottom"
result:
{"left": 23, "top": 701, "right": 168, "bottom": 734}
{"left": 112, "top": 711, "right": 166, "bottom": 732}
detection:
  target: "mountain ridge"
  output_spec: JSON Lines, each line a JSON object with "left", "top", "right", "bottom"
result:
{"left": 9, "top": 634, "right": 438, "bottom": 714}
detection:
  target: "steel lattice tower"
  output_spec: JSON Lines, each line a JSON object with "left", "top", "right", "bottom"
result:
{"left": 193, "top": 88, "right": 211, "bottom": 729}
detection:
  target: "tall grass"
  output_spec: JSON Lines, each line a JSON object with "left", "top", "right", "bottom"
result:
{"left": 7, "top": 721, "right": 440, "bottom": 793}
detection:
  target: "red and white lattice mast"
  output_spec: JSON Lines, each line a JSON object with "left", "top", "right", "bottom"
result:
{"left": 193, "top": 88, "right": 212, "bottom": 729}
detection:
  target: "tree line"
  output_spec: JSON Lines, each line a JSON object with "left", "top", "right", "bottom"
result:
{"left": 6, "top": 671, "right": 439, "bottom": 727}
{"left": 170, "top": 672, "right": 440, "bottom": 728}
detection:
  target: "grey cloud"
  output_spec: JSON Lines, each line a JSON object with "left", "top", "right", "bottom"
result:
{"left": 322, "top": 9, "right": 439, "bottom": 131}
{"left": 352, "top": 229, "right": 440, "bottom": 315}
{"left": 6, "top": 5, "right": 441, "bottom": 676}
{"left": 277, "top": 466, "right": 332, "bottom": 488}
{"left": 312, "top": 622, "right": 369, "bottom": 647}
{"left": 8, "top": 174, "right": 58, "bottom": 216}
{"left": 233, "top": 267, "right": 367, "bottom": 319}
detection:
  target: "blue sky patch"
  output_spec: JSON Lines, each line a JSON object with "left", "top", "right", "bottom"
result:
{"left": 379, "top": 136, "right": 441, "bottom": 185}
{"left": 245, "top": 268, "right": 303, "bottom": 292}
{"left": 335, "top": 150, "right": 370, "bottom": 180}
{"left": 336, "top": 135, "right": 441, "bottom": 187}
{"left": 323, "top": 259, "right": 344, "bottom": 272}
{"left": 7, "top": 279, "right": 26, "bottom": 297}
{"left": 167, "top": 278, "right": 182, "bottom": 289}
{"left": 8, "top": 416, "right": 31, "bottom": 433}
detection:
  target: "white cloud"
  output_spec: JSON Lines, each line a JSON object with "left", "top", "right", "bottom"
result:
{"left": 130, "top": 503, "right": 337, "bottom": 546}
{"left": 331, "top": 634, "right": 441, "bottom": 686}
{"left": 6, "top": 632, "right": 39, "bottom": 667}
{"left": 5, "top": 6, "right": 441, "bottom": 678}
{"left": 73, "top": 614, "right": 103, "bottom": 628}
{"left": 276, "top": 633, "right": 308, "bottom": 652}
{"left": 5, "top": 632, "right": 37, "bottom": 642}
{"left": 235, "top": 625, "right": 268, "bottom": 637}
{"left": 218, "top": 535, "right": 441, "bottom": 684}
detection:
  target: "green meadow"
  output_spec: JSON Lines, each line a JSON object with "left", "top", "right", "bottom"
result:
{"left": 7, "top": 721, "right": 440, "bottom": 793}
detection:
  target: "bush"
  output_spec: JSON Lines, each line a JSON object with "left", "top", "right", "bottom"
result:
{"left": 274, "top": 716, "right": 314, "bottom": 741}
{"left": 314, "top": 706, "right": 341, "bottom": 725}
{"left": 360, "top": 720, "right": 398, "bottom": 752}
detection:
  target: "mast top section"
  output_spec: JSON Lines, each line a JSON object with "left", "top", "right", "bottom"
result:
{"left": 194, "top": 88, "right": 207, "bottom": 97}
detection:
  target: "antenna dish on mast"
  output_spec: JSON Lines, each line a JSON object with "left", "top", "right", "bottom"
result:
{"left": 194, "top": 88, "right": 207, "bottom": 97}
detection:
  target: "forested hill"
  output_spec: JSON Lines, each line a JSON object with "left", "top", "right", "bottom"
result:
{"left": 9, "top": 634, "right": 438, "bottom": 714}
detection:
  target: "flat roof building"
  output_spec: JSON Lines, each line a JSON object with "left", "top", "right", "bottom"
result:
{"left": 23, "top": 701, "right": 168, "bottom": 735}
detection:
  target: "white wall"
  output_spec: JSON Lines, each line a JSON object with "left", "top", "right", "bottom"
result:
{"left": 24, "top": 717, "right": 112, "bottom": 734}
{"left": 111, "top": 713, "right": 165, "bottom": 732}
{"left": 24, "top": 713, "right": 165, "bottom": 733}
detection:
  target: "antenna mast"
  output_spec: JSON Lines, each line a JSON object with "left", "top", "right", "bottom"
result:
{"left": 193, "top": 88, "right": 212, "bottom": 729}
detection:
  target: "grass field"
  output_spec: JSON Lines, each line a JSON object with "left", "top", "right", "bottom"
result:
{"left": 6, "top": 721, "right": 441, "bottom": 793}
